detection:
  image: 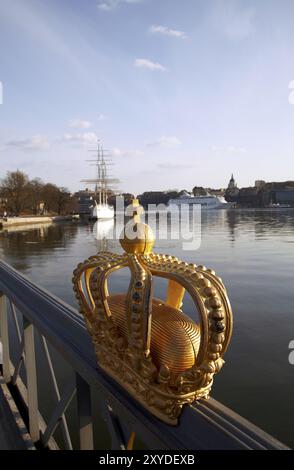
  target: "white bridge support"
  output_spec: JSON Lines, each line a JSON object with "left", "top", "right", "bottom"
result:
{"left": 0, "top": 260, "right": 289, "bottom": 450}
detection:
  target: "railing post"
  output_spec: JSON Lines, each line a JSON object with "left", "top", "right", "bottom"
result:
{"left": 76, "top": 373, "right": 94, "bottom": 450}
{"left": 23, "top": 318, "right": 40, "bottom": 442}
{"left": 0, "top": 294, "right": 10, "bottom": 382}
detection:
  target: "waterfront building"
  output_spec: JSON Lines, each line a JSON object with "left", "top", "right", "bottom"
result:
{"left": 236, "top": 186, "right": 261, "bottom": 207}
{"left": 75, "top": 189, "right": 95, "bottom": 216}
{"left": 255, "top": 180, "right": 266, "bottom": 189}
{"left": 192, "top": 186, "right": 225, "bottom": 197}
{"left": 225, "top": 176, "right": 294, "bottom": 207}
{"left": 138, "top": 190, "right": 179, "bottom": 207}
{"left": 275, "top": 188, "right": 294, "bottom": 205}
{"left": 108, "top": 193, "right": 135, "bottom": 208}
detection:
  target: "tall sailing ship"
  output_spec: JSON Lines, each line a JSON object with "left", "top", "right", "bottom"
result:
{"left": 81, "top": 142, "right": 119, "bottom": 220}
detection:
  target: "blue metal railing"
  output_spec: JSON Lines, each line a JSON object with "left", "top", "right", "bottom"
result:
{"left": 0, "top": 260, "right": 289, "bottom": 450}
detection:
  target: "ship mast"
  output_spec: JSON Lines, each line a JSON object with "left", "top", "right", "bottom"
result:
{"left": 81, "top": 141, "right": 119, "bottom": 206}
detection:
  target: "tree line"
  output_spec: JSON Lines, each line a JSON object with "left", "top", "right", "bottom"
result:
{"left": 0, "top": 170, "right": 77, "bottom": 216}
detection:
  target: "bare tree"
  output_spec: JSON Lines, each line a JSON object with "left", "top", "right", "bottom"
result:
{"left": 56, "top": 187, "right": 71, "bottom": 215}
{"left": 41, "top": 184, "right": 71, "bottom": 214}
{"left": 27, "top": 178, "right": 45, "bottom": 214}
{"left": 41, "top": 183, "right": 60, "bottom": 214}
{"left": 0, "top": 170, "right": 29, "bottom": 215}
{"left": 0, "top": 171, "right": 73, "bottom": 216}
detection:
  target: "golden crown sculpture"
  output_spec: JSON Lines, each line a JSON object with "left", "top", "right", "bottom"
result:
{"left": 72, "top": 200, "right": 233, "bottom": 425}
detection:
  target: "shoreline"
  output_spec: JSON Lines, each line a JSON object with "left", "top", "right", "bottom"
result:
{"left": 0, "top": 215, "right": 79, "bottom": 229}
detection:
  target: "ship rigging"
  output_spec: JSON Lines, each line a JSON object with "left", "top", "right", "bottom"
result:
{"left": 81, "top": 141, "right": 119, "bottom": 219}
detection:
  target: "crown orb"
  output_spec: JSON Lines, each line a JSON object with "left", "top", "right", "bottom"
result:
{"left": 120, "top": 222, "right": 155, "bottom": 254}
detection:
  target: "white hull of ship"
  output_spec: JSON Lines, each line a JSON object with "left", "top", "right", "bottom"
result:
{"left": 168, "top": 195, "right": 230, "bottom": 210}
{"left": 92, "top": 203, "right": 114, "bottom": 220}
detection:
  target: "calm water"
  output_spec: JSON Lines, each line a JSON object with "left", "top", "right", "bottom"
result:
{"left": 1, "top": 209, "right": 294, "bottom": 448}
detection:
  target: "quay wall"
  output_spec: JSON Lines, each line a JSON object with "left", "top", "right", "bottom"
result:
{"left": 0, "top": 215, "right": 79, "bottom": 228}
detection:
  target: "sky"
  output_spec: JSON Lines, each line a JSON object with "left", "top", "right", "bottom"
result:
{"left": 1, "top": 0, "right": 294, "bottom": 195}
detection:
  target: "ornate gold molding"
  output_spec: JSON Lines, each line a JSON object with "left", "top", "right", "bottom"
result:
{"left": 73, "top": 200, "right": 233, "bottom": 425}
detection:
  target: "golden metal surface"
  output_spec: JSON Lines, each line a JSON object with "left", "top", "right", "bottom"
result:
{"left": 120, "top": 199, "right": 155, "bottom": 254}
{"left": 127, "top": 432, "right": 135, "bottom": 451}
{"left": 166, "top": 279, "right": 185, "bottom": 310}
{"left": 108, "top": 294, "right": 200, "bottom": 375}
{"left": 73, "top": 200, "right": 233, "bottom": 425}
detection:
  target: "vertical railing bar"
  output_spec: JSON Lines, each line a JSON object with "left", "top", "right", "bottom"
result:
{"left": 23, "top": 318, "right": 40, "bottom": 442}
{"left": 9, "top": 299, "right": 22, "bottom": 344}
{"left": 11, "top": 341, "right": 25, "bottom": 385}
{"left": 76, "top": 373, "right": 94, "bottom": 450}
{"left": 0, "top": 294, "right": 11, "bottom": 383}
{"left": 40, "top": 335, "right": 73, "bottom": 450}
{"left": 9, "top": 302, "right": 26, "bottom": 385}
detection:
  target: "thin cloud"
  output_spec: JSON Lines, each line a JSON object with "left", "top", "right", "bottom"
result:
{"left": 62, "top": 132, "right": 99, "bottom": 145}
{"left": 149, "top": 25, "right": 187, "bottom": 39}
{"left": 68, "top": 119, "right": 92, "bottom": 129}
{"left": 112, "top": 147, "right": 144, "bottom": 158}
{"left": 134, "top": 58, "right": 166, "bottom": 71}
{"left": 5, "top": 135, "right": 50, "bottom": 151}
{"left": 146, "top": 136, "right": 182, "bottom": 148}
{"left": 97, "top": 0, "right": 142, "bottom": 11}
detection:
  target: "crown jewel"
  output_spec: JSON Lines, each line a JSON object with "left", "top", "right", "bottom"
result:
{"left": 73, "top": 200, "right": 233, "bottom": 424}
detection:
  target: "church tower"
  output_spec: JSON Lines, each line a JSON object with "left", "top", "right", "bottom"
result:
{"left": 228, "top": 174, "right": 237, "bottom": 190}
{"left": 225, "top": 174, "right": 239, "bottom": 203}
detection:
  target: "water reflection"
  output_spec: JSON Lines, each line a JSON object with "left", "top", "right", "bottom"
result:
{"left": 224, "top": 208, "right": 294, "bottom": 242}
{"left": 92, "top": 219, "right": 115, "bottom": 252}
{"left": 0, "top": 222, "right": 78, "bottom": 273}
{"left": 0, "top": 210, "right": 294, "bottom": 447}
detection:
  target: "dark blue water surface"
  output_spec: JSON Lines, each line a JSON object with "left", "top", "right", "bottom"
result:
{"left": 1, "top": 209, "right": 294, "bottom": 448}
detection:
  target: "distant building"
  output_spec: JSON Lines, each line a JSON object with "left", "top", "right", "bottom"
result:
{"left": 225, "top": 176, "right": 294, "bottom": 207}
{"left": 207, "top": 188, "right": 225, "bottom": 196}
{"left": 255, "top": 180, "right": 266, "bottom": 189}
{"left": 258, "top": 181, "right": 294, "bottom": 206}
{"left": 138, "top": 191, "right": 179, "bottom": 207}
{"left": 275, "top": 189, "right": 294, "bottom": 205}
{"left": 75, "top": 189, "right": 95, "bottom": 215}
{"left": 192, "top": 186, "right": 208, "bottom": 196}
{"left": 192, "top": 186, "right": 225, "bottom": 197}
{"left": 228, "top": 174, "right": 237, "bottom": 191}
{"left": 225, "top": 174, "right": 239, "bottom": 203}
{"left": 237, "top": 186, "right": 261, "bottom": 207}
{"left": 108, "top": 193, "right": 135, "bottom": 208}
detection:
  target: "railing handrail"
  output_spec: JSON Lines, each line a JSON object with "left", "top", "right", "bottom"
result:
{"left": 0, "top": 260, "right": 289, "bottom": 450}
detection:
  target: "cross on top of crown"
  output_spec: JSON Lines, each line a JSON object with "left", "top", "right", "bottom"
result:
{"left": 125, "top": 198, "right": 144, "bottom": 223}
{"left": 132, "top": 199, "right": 144, "bottom": 223}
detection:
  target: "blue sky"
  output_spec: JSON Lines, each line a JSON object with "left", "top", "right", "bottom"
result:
{"left": 1, "top": 0, "right": 294, "bottom": 194}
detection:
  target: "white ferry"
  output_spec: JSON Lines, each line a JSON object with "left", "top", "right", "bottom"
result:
{"left": 168, "top": 191, "right": 229, "bottom": 209}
